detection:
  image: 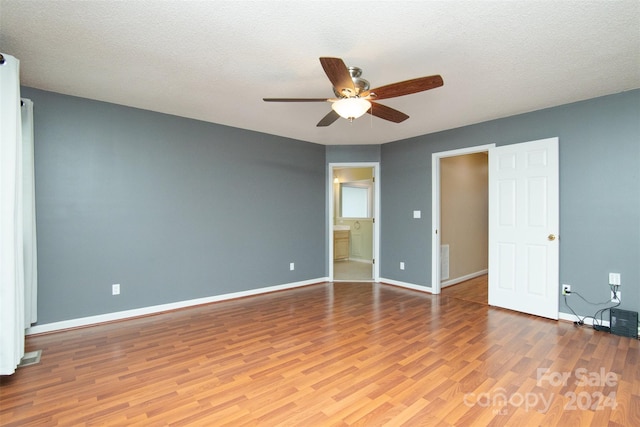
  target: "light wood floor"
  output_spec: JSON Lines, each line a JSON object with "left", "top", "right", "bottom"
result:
{"left": 441, "top": 274, "right": 488, "bottom": 306}
{"left": 334, "top": 260, "right": 373, "bottom": 281}
{"left": 1, "top": 281, "right": 638, "bottom": 426}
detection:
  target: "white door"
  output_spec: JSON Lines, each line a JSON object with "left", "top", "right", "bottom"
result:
{"left": 488, "top": 137, "right": 559, "bottom": 319}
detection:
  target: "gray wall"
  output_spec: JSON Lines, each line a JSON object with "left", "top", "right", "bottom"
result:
{"left": 326, "top": 145, "right": 381, "bottom": 163}
{"left": 380, "top": 90, "right": 640, "bottom": 318}
{"left": 23, "top": 87, "right": 326, "bottom": 325}
{"left": 24, "top": 86, "right": 640, "bottom": 325}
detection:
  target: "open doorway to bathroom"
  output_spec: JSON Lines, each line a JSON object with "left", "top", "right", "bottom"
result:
{"left": 329, "top": 163, "right": 379, "bottom": 282}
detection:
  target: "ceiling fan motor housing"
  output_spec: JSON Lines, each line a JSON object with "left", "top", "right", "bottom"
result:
{"left": 333, "top": 66, "right": 370, "bottom": 98}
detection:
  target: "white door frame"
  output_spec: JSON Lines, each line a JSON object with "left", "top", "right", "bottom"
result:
{"left": 431, "top": 144, "right": 495, "bottom": 294}
{"left": 328, "top": 162, "right": 380, "bottom": 282}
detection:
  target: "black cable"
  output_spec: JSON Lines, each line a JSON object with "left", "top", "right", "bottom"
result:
{"left": 564, "top": 295, "right": 585, "bottom": 325}
{"left": 590, "top": 299, "right": 620, "bottom": 331}
{"left": 563, "top": 291, "right": 621, "bottom": 330}
{"left": 569, "top": 291, "right": 613, "bottom": 306}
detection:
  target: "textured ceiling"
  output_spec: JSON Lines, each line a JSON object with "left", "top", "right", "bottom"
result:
{"left": 1, "top": 1, "right": 639, "bottom": 145}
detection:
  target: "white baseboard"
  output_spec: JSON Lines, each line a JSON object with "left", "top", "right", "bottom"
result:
{"left": 30, "top": 277, "right": 599, "bottom": 335}
{"left": 27, "top": 277, "right": 329, "bottom": 335}
{"left": 379, "top": 277, "right": 433, "bottom": 293}
{"left": 441, "top": 269, "right": 488, "bottom": 288}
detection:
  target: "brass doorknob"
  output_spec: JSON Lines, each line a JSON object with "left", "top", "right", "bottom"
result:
{"left": 548, "top": 234, "right": 556, "bottom": 241}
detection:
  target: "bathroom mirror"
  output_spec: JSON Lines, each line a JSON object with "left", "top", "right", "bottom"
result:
{"left": 340, "top": 182, "right": 372, "bottom": 218}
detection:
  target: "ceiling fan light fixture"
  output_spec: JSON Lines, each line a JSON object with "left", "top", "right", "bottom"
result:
{"left": 331, "top": 98, "right": 371, "bottom": 121}
{"left": 265, "top": 57, "right": 443, "bottom": 127}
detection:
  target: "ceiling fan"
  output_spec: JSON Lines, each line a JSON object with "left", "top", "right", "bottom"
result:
{"left": 263, "top": 57, "right": 443, "bottom": 127}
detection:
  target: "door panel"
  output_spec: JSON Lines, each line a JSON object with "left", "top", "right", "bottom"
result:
{"left": 489, "top": 137, "right": 559, "bottom": 319}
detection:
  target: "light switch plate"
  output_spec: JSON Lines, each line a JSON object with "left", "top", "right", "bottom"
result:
{"left": 413, "top": 210, "right": 421, "bottom": 219}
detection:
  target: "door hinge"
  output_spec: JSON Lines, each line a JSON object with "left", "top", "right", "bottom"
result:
{"left": 372, "top": 259, "right": 375, "bottom": 264}
{"left": 373, "top": 218, "right": 375, "bottom": 224}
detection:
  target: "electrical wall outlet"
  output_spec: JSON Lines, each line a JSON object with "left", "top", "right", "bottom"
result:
{"left": 400, "top": 262, "right": 405, "bottom": 270}
{"left": 562, "top": 284, "right": 571, "bottom": 295}
{"left": 289, "top": 262, "right": 295, "bottom": 271}
{"left": 112, "top": 284, "right": 120, "bottom": 295}
{"left": 609, "top": 273, "right": 621, "bottom": 286}
{"left": 611, "top": 290, "right": 621, "bottom": 303}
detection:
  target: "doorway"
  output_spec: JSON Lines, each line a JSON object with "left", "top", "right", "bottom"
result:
{"left": 328, "top": 163, "right": 380, "bottom": 282}
{"left": 439, "top": 151, "right": 489, "bottom": 301}
{"left": 431, "top": 144, "right": 494, "bottom": 294}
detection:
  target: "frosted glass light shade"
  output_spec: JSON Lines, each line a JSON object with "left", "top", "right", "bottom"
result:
{"left": 331, "top": 98, "right": 371, "bottom": 120}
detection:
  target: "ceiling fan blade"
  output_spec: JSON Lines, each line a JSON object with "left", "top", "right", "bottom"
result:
{"left": 362, "top": 75, "right": 443, "bottom": 100}
{"left": 263, "top": 98, "right": 331, "bottom": 102}
{"left": 367, "top": 101, "right": 410, "bottom": 123}
{"left": 316, "top": 110, "right": 340, "bottom": 127}
{"left": 319, "top": 57, "right": 356, "bottom": 97}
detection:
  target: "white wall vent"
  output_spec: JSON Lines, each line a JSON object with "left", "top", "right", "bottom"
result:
{"left": 441, "top": 244, "right": 450, "bottom": 281}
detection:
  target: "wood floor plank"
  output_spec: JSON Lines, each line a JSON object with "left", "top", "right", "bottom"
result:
{"left": 1, "top": 279, "right": 639, "bottom": 426}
